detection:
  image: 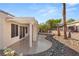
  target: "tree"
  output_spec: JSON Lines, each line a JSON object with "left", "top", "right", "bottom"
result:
{"left": 38, "top": 19, "right": 61, "bottom": 33}
{"left": 63, "top": 3, "right": 67, "bottom": 39}
{"left": 46, "top": 19, "right": 61, "bottom": 30}
{"left": 67, "top": 18, "right": 75, "bottom": 23}
{"left": 39, "top": 23, "right": 49, "bottom": 32}
{"left": 46, "top": 19, "right": 53, "bottom": 30}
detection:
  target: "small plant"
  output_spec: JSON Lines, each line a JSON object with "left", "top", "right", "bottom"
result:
{"left": 3, "top": 48, "right": 16, "bottom": 56}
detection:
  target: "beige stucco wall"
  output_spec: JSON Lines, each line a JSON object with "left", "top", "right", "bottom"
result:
{"left": 0, "top": 13, "right": 29, "bottom": 49}
{"left": 8, "top": 17, "right": 38, "bottom": 42}
{"left": 0, "top": 21, "right": 4, "bottom": 49}
{"left": 0, "top": 12, "right": 12, "bottom": 49}
{"left": 32, "top": 23, "right": 38, "bottom": 41}
{"left": 3, "top": 21, "right": 19, "bottom": 49}
{"left": 3, "top": 21, "right": 29, "bottom": 49}
{"left": 0, "top": 12, "right": 38, "bottom": 49}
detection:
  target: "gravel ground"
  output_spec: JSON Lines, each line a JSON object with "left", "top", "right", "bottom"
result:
{"left": 29, "top": 34, "right": 79, "bottom": 56}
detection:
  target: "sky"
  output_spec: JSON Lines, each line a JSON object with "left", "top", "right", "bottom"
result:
{"left": 0, "top": 3, "right": 79, "bottom": 23}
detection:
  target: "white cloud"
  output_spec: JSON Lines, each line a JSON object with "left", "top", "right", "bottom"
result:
{"left": 38, "top": 7, "right": 58, "bottom": 17}
{"left": 67, "top": 3, "right": 78, "bottom": 7}
{"left": 68, "top": 3, "right": 77, "bottom": 5}
{"left": 67, "top": 7, "right": 77, "bottom": 12}
{"left": 67, "top": 3, "right": 78, "bottom": 12}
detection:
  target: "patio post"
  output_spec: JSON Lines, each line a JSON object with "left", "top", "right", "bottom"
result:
{"left": 29, "top": 24, "right": 32, "bottom": 47}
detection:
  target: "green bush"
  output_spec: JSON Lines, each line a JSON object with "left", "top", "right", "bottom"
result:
{"left": 3, "top": 48, "right": 16, "bottom": 56}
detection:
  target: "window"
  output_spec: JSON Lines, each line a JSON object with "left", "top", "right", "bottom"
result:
{"left": 20, "top": 26, "right": 26, "bottom": 39}
{"left": 11, "top": 24, "right": 18, "bottom": 38}
{"left": 20, "top": 26, "right": 23, "bottom": 39}
{"left": 23, "top": 27, "right": 25, "bottom": 37}
{"left": 25, "top": 27, "right": 27, "bottom": 33}
{"left": 16, "top": 25, "right": 18, "bottom": 36}
{"left": 11, "top": 24, "right": 15, "bottom": 38}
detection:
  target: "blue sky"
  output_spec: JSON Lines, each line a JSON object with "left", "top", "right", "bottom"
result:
{"left": 0, "top": 3, "right": 79, "bottom": 23}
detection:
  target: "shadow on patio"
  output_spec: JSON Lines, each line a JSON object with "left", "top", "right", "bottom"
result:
{"left": 7, "top": 35, "right": 52, "bottom": 56}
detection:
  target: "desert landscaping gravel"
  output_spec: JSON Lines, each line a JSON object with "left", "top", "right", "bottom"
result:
{"left": 30, "top": 34, "right": 79, "bottom": 56}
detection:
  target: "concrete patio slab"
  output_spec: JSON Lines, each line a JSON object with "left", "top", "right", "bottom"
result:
{"left": 8, "top": 35, "right": 52, "bottom": 55}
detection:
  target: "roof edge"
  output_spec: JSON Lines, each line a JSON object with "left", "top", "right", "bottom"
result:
{"left": 0, "top": 10, "right": 15, "bottom": 17}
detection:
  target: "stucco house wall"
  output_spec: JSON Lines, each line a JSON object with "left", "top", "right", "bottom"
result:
{"left": 32, "top": 23, "right": 38, "bottom": 41}
{"left": 0, "top": 12, "right": 13, "bottom": 49}
{"left": 8, "top": 17, "right": 38, "bottom": 42}
{"left": 3, "top": 21, "right": 23, "bottom": 49}
{"left": 0, "top": 11, "right": 38, "bottom": 50}
{"left": 67, "top": 21, "right": 79, "bottom": 32}
{"left": 0, "top": 19, "right": 4, "bottom": 49}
